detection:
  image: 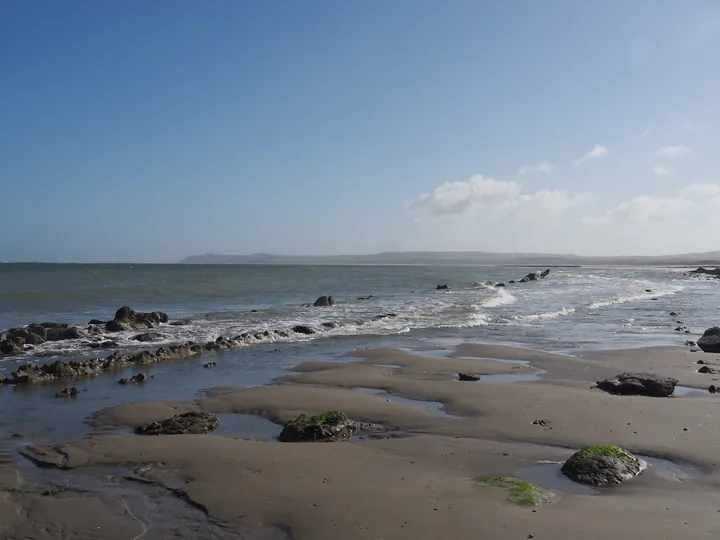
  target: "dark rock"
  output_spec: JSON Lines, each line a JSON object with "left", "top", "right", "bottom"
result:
{"left": 278, "top": 412, "right": 355, "bottom": 442}
{"left": 54, "top": 387, "right": 79, "bottom": 398}
{"left": 45, "top": 326, "right": 83, "bottom": 342}
{"left": 118, "top": 373, "right": 148, "bottom": 385}
{"left": 698, "top": 365, "right": 718, "bottom": 374}
{"left": 689, "top": 267, "right": 720, "bottom": 277}
{"left": 532, "top": 419, "right": 548, "bottom": 427}
{"left": 540, "top": 269, "right": 550, "bottom": 278}
{"left": 519, "top": 273, "right": 538, "bottom": 283}
{"left": 596, "top": 372, "right": 677, "bottom": 397}
{"left": 675, "top": 326, "right": 687, "bottom": 332}
{"left": 45, "top": 360, "right": 77, "bottom": 378}
{"left": 135, "top": 412, "right": 219, "bottom": 435}
{"left": 169, "top": 320, "right": 190, "bottom": 326}
{"left": 25, "top": 325, "right": 49, "bottom": 340}
{"left": 106, "top": 306, "right": 169, "bottom": 332}
{"left": 495, "top": 283, "right": 506, "bottom": 287}
{"left": 508, "top": 280, "right": 516, "bottom": 284}
{"left": 203, "top": 362, "right": 216, "bottom": 368}
{"left": 710, "top": 385, "right": 718, "bottom": 394}
{"left": 132, "top": 332, "right": 163, "bottom": 342}
{"left": 23, "top": 333, "right": 46, "bottom": 345}
{"left": 436, "top": 284, "right": 449, "bottom": 290}
{"left": 321, "top": 322, "right": 338, "bottom": 329}
{"left": 645, "top": 289, "right": 652, "bottom": 293}
{"left": 313, "top": 296, "right": 334, "bottom": 307}
{"left": 88, "top": 319, "right": 106, "bottom": 325}
{"left": 357, "top": 295, "right": 373, "bottom": 300}
{"left": 561, "top": 446, "right": 645, "bottom": 486}
{"left": 698, "top": 327, "right": 720, "bottom": 353}
{"left": 373, "top": 313, "right": 397, "bottom": 321}
{"left": 669, "top": 312, "right": 679, "bottom": 317}
{"left": 458, "top": 373, "right": 481, "bottom": 382}
{"left": 293, "top": 325, "right": 315, "bottom": 335}
{"left": 687, "top": 340, "right": 697, "bottom": 347}
{"left": 0, "top": 338, "right": 24, "bottom": 356}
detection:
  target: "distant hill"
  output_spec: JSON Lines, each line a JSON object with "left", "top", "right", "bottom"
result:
{"left": 179, "top": 251, "right": 720, "bottom": 266}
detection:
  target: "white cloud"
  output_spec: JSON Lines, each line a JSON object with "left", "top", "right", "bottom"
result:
{"left": 573, "top": 145, "right": 608, "bottom": 165}
{"left": 602, "top": 196, "right": 693, "bottom": 223}
{"left": 653, "top": 165, "right": 672, "bottom": 176}
{"left": 405, "top": 175, "right": 582, "bottom": 220}
{"left": 680, "top": 183, "right": 720, "bottom": 198}
{"left": 517, "top": 162, "right": 555, "bottom": 176}
{"left": 656, "top": 145, "right": 690, "bottom": 159}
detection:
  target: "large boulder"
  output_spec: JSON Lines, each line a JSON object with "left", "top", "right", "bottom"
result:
{"left": 135, "top": 412, "right": 219, "bottom": 435}
{"left": 561, "top": 445, "right": 646, "bottom": 486}
{"left": 698, "top": 327, "right": 720, "bottom": 353}
{"left": 45, "top": 325, "right": 83, "bottom": 342}
{"left": 313, "top": 296, "right": 334, "bottom": 307}
{"left": 596, "top": 372, "right": 677, "bottom": 397}
{"left": 278, "top": 412, "right": 355, "bottom": 442}
{"left": 106, "top": 307, "right": 169, "bottom": 332}
{"left": 0, "top": 337, "right": 24, "bottom": 356}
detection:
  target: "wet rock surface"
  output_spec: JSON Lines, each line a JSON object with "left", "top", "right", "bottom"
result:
{"left": 135, "top": 412, "right": 220, "bottom": 435}
{"left": 698, "top": 327, "right": 720, "bottom": 353}
{"left": 458, "top": 373, "right": 481, "bottom": 382}
{"left": 561, "top": 445, "right": 645, "bottom": 486}
{"left": 313, "top": 296, "right": 334, "bottom": 307}
{"left": 596, "top": 372, "right": 677, "bottom": 397}
{"left": 278, "top": 412, "right": 356, "bottom": 442}
{"left": 106, "top": 306, "right": 169, "bottom": 332}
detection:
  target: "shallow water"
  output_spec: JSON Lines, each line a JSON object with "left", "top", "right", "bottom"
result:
{"left": 354, "top": 387, "right": 453, "bottom": 417}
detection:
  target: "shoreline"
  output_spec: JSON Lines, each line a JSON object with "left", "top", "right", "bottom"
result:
{"left": 3, "top": 341, "right": 720, "bottom": 539}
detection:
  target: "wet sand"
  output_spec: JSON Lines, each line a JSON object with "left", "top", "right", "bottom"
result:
{"left": 4, "top": 344, "right": 720, "bottom": 539}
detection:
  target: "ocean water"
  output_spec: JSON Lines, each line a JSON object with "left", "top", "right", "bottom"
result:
{"left": 0, "top": 263, "right": 714, "bottom": 363}
{"left": 0, "top": 263, "right": 716, "bottom": 454}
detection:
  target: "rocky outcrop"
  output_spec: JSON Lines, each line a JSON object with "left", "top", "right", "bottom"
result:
{"left": 561, "top": 445, "right": 645, "bottom": 486}
{"left": 106, "top": 307, "right": 169, "bottom": 332}
{"left": 132, "top": 332, "right": 163, "bottom": 342}
{"left": 596, "top": 373, "right": 677, "bottom": 397}
{"left": 135, "top": 412, "right": 219, "bottom": 435}
{"left": 698, "top": 327, "right": 720, "bottom": 353}
{"left": 278, "top": 412, "right": 355, "bottom": 442}
{"left": 458, "top": 373, "right": 481, "bottom": 382}
{"left": 313, "top": 296, "right": 334, "bottom": 307}
{"left": 293, "top": 325, "right": 315, "bottom": 335}
{"left": 2, "top": 342, "right": 201, "bottom": 385}
{"left": 689, "top": 267, "right": 720, "bottom": 277}
{"left": 517, "top": 269, "right": 551, "bottom": 283}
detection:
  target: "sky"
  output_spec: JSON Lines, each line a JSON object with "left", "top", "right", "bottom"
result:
{"left": 2, "top": 1, "right": 720, "bottom": 262}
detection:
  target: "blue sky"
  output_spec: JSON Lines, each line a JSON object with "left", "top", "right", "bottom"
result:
{"left": 2, "top": 1, "right": 720, "bottom": 262}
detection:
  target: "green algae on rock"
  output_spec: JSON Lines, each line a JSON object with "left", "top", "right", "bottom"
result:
{"left": 473, "top": 476, "right": 552, "bottom": 506}
{"left": 278, "top": 411, "right": 355, "bottom": 442}
{"left": 561, "top": 445, "right": 646, "bottom": 486}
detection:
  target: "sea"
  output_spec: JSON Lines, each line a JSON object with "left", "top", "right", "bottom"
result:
{"left": 0, "top": 263, "right": 715, "bottom": 450}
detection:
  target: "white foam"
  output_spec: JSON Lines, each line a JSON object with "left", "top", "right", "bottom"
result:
{"left": 512, "top": 307, "right": 576, "bottom": 322}
{"left": 588, "top": 284, "right": 681, "bottom": 310}
{"left": 480, "top": 288, "right": 517, "bottom": 308}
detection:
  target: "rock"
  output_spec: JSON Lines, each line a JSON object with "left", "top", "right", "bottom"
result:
{"left": 540, "top": 269, "right": 550, "bottom": 278}
{"left": 292, "top": 325, "right": 315, "bottom": 335}
{"left": 698, "top": 327, "right": 720, "bottom": 353}
{"left": 118, "top": 373, "right": 148, "bottom": 385}
{"left": 25, "top": 325, "right": 49, "bottom": 340}
{"left": 532, "top": 419, "right": 548, "bottom": 427}
{"left": 45, "top": 325, "right": 83, "bottom": 341}
{"left": 23, "top": 333, "right": 46, "bottom": 345}
{"left": 132, "top": 332, "right": 163, "bottom": 342}
{"left": 54, "top": 387, "right": 79, "bottom": 398}
{"left": 508, "top": 280, "right": 516, "bottom": 284}
{"left": 561, "top": 445, "right": 645, "bottom": 486}
{"left": 106, "top": 306, "right": 169, "bottom": 332}
{"left": 686, "top": 340, "right": 696, "bottom": 347}
{"left": 689, "top": 267, "right": 720, "bottom": 277}
{"left": 321, "top": 322, "right": 338, "bottom": 329}
{"left": 0, "top": 338, "right": 24, "bottom": 356}
{"left": 203, "top": 361, "right": 216, "bottom": 368}
{"left": 473, "top": 476, "right": 551, "bottom": 506}
{"left": 313, "top": 296, "right": 334, "bottom": 307}
{"left": 135, "top": 412, "right": 219, "bottom": 435}
{"left": 278, "top": 412, "right": 355, "bottom": 442}
{"left": 709, "top": 385, "right": 718, "bottom": 394}
{"left": 495, "top": 283, "right": 506, "bottom": 287}
{"left": 698, "top": 365, "right": 718, "bottom": 374}
{"left": 169, "top": 320, "right": 190, "bottom": 326}
{"left": 88, "top": 319, "right": 106, "bottom": 325}
{"left": 675, "top": 326, "right": 687, "bottom": 332}
{"left": 519, "top": 273, "right": 538, "bottom": 283}
{"left": 458, "top": 373, "right": 481, "bottom": 382}
{"left": 669, "top": 312, "right": 679, "bottom": 317}
{"left": 357, "top": 295, "right": 373, "bottom": 300}
{"left": 436, "top": 284, "right": 449, "bottom": 290}
{"left": 596, "top": 372, "right": 677, "bottom": 397}
{"left": 645, "top": 289, "right": 652, "bottom": 293}
{"left": 372, "top": 313, "right": 397, "bottom": 321}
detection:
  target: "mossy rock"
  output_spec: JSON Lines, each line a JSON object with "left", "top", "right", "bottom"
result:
{"left": 561, "top": 445, "right": 645, "bottom": 486}
{"left": 135, "top": 412, "right": 219, "bottom": 436}
{"left": 474, "top": 476, "right": 551, "bottom": 506}
{"left": 278, "top": 411, "right": 355, "bottom": 442}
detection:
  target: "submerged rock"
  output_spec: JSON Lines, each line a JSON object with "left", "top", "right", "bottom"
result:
{"left": 561, "top": 445, "right": 645, "bottom": 486}
{"left": 519, "top": 272, "right": 538, "bottom": 283}
{"left": 495, "top": 283, "right": 505, "bottom": 287}
{"left": 278, "top": 411, "right": 355, "bottom": 442}
{"left": 54, "top": 387, "right": 79, "bottom": 398}
{"left": 698, "top": 327, "right": 720, "bottom": 353}
{"left": 473, "top": 476, "right": 551, "bottom": 506}
{"left": 313, "top": 296, "right": 334, "bottom": 307}
{"left": 118, "top": 373, "right": 148, "bottom": 385}
{"left": 106, "top": 306, "right": 169, "bottom": 332}
{"left": 458, "top": 373, "right": 481, "bottom": 382}
{"left": 135, "top": 412, "right": 219, "bottom": 435}
{"left": 292, "top": 325, "right": 315, "bottom": 335}
{"left": 596, "top": 372, "right": 677, "bottom": 397}
{"left": 132, "top": 332, "right": 163, "bottom": 342}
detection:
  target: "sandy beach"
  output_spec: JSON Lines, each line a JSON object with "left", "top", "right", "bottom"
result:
{"left": 2, "top": 343, "right": 720, "bottom": 539}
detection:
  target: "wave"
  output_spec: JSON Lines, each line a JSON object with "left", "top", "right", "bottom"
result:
{"left": 479, "top": 288, "right": 517, "bottom": 308}
{"left": 587, "top": 285, "right": 681, "bottom": 310}
{"left": 510, "top": 307, "right": 576, "bottom": 322}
